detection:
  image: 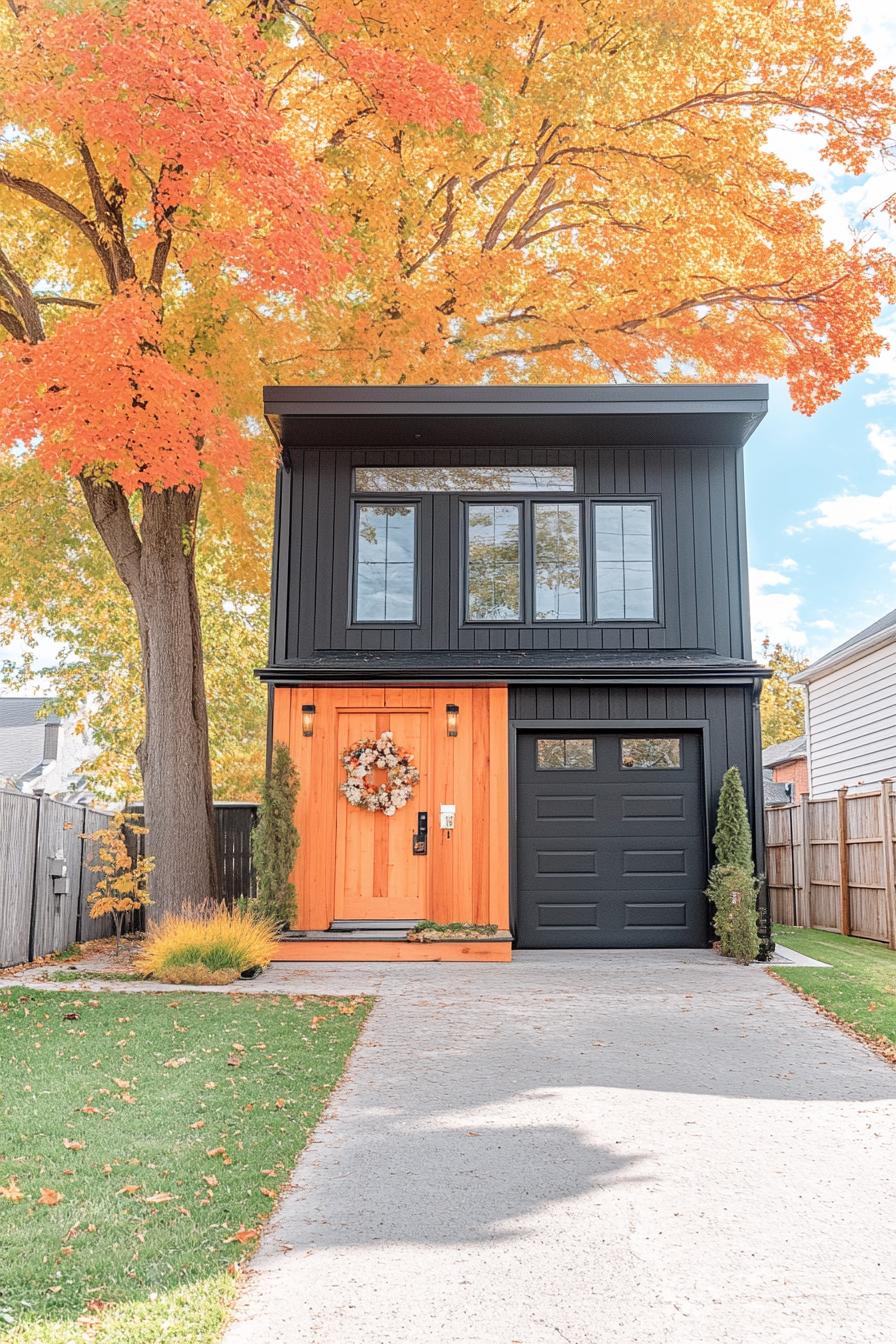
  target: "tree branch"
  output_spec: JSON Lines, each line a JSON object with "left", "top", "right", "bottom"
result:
{"left": 0, "top": 167, "right": 118, "bottom": 292}
{"left": 34, "top": 294, "right": 98, "bottom": 310}
{"left": 78, "top": 475, "right": 144, "bottom": 597}
{"left": 0, "top": 244, "right": 45, "bottom": 342}
{"left": 78, "top": 141, "right": 136, "bottom": 287}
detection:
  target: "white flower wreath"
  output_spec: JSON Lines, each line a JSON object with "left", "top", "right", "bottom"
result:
{"left": 339, "top": 729, "right": 420, "bottom": 816}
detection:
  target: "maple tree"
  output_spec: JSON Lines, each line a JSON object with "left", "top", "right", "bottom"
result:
{"left": 2, "top": 0, "right": 896, "bottom": 911}
{"left": 759, "top": 639, "right": 809, "bottom": 747}
{"left": 85, "top": 811, "right": 154, "bottom": 952}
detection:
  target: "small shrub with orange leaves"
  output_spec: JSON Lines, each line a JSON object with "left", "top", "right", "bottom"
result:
{"left": 136, "top": 906, "right": 277, "bottom": 985}
{"left": 85, "top": 812, "right": 154, "bottom": 952}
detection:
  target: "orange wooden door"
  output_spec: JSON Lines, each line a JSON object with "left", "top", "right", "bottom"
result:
{"left": 334, "top": 707, "right": 431, "bottom": 920}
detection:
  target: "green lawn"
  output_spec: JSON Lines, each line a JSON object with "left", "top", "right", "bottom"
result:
{"left": 0, "top": 987, "right": 371, "bottom": 1344}
{"left": 773, "top": 925, "right": 896, "bottom": 1049}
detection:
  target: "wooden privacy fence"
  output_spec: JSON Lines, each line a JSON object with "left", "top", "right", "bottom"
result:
{"left": 0, "top": 789, "right": 258, "bottom": 968}
{"left": 765, "top": 780, "right": 896, "bottom": 948}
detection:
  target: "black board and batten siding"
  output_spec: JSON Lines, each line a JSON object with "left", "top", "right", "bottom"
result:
{"left": 269, "top": 444, "right": 751, "bottom": 664}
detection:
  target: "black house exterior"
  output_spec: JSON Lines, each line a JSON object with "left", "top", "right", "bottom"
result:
{"left": 259, "top": 384, "right": 770, "bottom": 955}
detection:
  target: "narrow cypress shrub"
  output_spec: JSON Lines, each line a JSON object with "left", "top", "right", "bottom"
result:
{"left": 249, "top": 742, "right": 300, "bottom": 927}
{"left": 707, "top": 766, "right": 759, "bottom": 962}
{"left": 712, "top": 765, "right": 754, "bottom": 873}
{"left": 709, "top": 866, "right": 760, "bottom": 964}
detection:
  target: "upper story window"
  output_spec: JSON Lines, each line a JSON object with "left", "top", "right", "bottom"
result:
{"left": 533, "top": 503, "right": 583, "bottom": 621}
{"left": 593, "top": 502, "right": 656, "bottom": 621}
{"left": 353, "top": 503, "right": 416, "bottom": 622}
{"left": 354, "top": 466, "right": 575, "bottom": 492}
{"left": 466, "top": 503, "right": 521, "bottom": 621}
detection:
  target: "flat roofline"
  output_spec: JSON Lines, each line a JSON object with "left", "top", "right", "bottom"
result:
{"left": 264, "top": 383, "right": 768, "bottom": 415}
{"left": 264, "top": 383, "right": 768, "bottom": 453}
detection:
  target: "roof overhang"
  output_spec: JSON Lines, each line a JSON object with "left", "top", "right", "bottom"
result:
{"left": 264, "top": 383, "right": 768, "bottom": 454}
{"left": 792, "top": 623, "right": 896, "bottom": 685}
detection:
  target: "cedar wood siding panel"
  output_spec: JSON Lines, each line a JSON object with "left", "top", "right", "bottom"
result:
{"left": 508, "top": 681, "right": 763, "bottom": 874}
{"left": 271, "top": 444, "right": 748, "bottom": 664}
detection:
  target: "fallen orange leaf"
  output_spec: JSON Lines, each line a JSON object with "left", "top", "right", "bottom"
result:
{"left": 144, "top": 1192, "right": 173, "bottom": 1204}
{"left": 38, "top": 1188, "right": 62, "bottom": 1206}
{"left": 224, "top": 1225, "right": 258, "bottom": 1244}
{"left": 63, "top": 1139, "right": 85, "bottom": 1151}
{"left": 0, "top": 1177, "right": 24, "bottom": 1202}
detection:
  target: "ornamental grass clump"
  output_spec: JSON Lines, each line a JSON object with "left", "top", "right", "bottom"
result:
{"left": 137, "top": 906, "right": 277, "bottom": 985}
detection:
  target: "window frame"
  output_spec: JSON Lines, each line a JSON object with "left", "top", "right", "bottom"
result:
{"left": 591, "top": 498, "right": 661, "bottom": 626}
{"left": 462, "top": 498, "right": 525, "bottom": 625}
{"left": 350, "top": 497, "right": 421, "bottom": 627}
{"left": 346, "top": 475, "right": 662, "bottom": 630}
{"left": 531, "top": 500, "right": 585, "bottom": 623}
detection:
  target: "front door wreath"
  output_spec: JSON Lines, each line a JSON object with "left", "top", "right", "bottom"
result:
{"left": 339, "top": 730, "right": 420, "bottom": 815}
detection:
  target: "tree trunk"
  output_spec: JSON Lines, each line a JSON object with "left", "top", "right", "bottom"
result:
{"left": 80, "top": 478, "right": 219, "bottom": 917}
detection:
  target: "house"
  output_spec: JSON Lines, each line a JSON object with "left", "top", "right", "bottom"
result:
{"left": 259, "top": 384, "right": 770, "bottom": 959}
{"left": 791, "top": 608, "right": 896, "bottom": 796}
{"left": 0, "top": 696, "right": 94, "bottom": 802}
{"left": 762, "top": 735, "right": 808, "bottom": 803}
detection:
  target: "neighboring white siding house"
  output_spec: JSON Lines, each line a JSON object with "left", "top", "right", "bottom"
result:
{"left": 792, "top": 609, "right": 896, "bottom": 796}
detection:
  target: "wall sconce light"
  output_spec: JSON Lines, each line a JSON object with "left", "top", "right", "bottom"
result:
{"left": 446, "top": 703, "right": 459, "bottom": 737}
{"left": 301, "top": 704, "right": 316, "bottom": 737}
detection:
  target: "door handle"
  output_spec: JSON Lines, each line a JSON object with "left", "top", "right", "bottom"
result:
{"left": 412, "top": 811, "right": 428, "bottom": 855}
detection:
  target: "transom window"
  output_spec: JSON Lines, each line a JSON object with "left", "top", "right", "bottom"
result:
{"left": 593, "top": 503, "right": 656, "bottom": 621}
{"left": 537, "top": 738, "right": 595, "bottom": 770}
{"left": 466, "top": 503, "right": 521, "bottom": 621}
{"left": 353, "top": 504, "right": 416, "bottom": 622}
{"left": 354, "top": 466, "right": 575, "bottom": 492}
{"left": 621, "top": 737, "right": 681, "bottom": 769}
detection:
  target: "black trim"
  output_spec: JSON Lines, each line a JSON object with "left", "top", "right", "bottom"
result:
{"left": 265, "top": 384, "right": 768, "bottom": 453}
{"left": 350, "top": 499, "right": 420, "bottom": 626}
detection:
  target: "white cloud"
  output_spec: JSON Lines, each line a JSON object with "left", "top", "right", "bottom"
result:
{"left": 749, "top": 566, "right": 807, "bottom": 648}
{"left": 778, "top": 556, "right": 799, "bottom": 571}
{"left": 810, "top": 619, "right": 837, "bottom": 631}
{"left": 813, "top": 486, "right": 896, "bottom": 549}
{"left": 867, "top": 423, "right": 896, "bottom": 474}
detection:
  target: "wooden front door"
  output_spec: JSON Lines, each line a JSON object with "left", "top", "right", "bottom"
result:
{"left": 334, "top": 707, "right": 431, "bottom": 920}
{"left": 273, "top": 685, "right": 511, "bottom": 934}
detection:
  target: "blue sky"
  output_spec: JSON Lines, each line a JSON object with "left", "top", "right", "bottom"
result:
{"left": 742, "top": 2, "right": 896, "bottom": 659}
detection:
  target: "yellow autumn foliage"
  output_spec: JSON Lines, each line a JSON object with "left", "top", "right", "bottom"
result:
{"left": 137, "top": 906, "right": 277, "bottom": 982}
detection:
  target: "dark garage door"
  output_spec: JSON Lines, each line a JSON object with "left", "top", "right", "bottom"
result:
{"left": 517, "top": 731, "right": 707, "bottom": 948}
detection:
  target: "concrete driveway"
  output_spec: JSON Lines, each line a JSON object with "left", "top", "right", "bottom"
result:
{"left": 222, "top": 951, "right": 896, "bottom": 1344}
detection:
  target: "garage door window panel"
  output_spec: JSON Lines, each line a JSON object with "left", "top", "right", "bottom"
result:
{"left": 621, "top": 737, "right": 681, "bottom": 769}
{"left": 536, "top": 738, "right": 595, "bottom": 770}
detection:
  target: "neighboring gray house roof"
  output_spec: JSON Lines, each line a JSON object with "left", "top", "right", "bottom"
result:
{"left": 763, "top": 768, "right": 795, "bottom": 805}
{"left": 0, "top": 697, "right": 58, "bottom": 781}
{"left": 762, "top": 735, "right": 806, "bottom": 769}
{"left": 791, "top": 608, "right": 896, "bottom": 685}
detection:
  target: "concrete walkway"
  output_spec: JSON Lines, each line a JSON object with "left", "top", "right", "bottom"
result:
{"left": 214, "top": 950, "right": 896, "bottom": 1344}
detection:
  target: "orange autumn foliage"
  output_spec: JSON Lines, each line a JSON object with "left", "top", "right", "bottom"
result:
{"left": 0, "top": 0, "right": 895, "bottom": 814}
